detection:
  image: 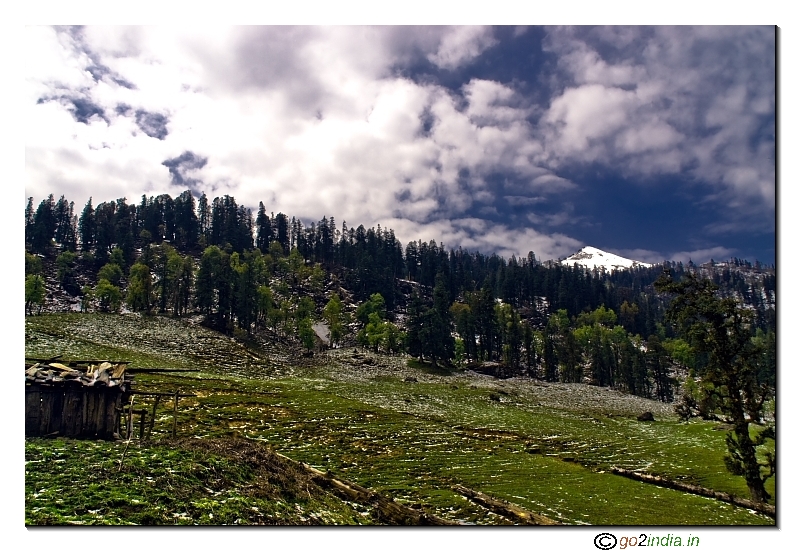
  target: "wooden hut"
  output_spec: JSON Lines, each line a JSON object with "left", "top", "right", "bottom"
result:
{"left": 25, "top": 358, "right": 134, "bottom": 440}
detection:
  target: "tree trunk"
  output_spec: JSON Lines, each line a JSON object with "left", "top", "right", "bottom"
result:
{"left": 734, "top": 420, "right": 770, "bottom": 503}
{"left": 728, "top": 386, "right": 770, "bottom": 504}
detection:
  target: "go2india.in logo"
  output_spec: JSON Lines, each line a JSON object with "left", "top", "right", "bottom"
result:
{"left": 594, "top": 533, "right": 700, "bottom": 549}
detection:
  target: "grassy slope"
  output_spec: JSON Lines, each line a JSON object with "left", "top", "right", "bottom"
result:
{"left": 25, "top": 313, "right": 775, "bottom": 525}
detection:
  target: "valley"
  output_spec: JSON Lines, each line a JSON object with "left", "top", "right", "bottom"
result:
{"left": 25, "top": 313, "right": 775, "bottom": 526}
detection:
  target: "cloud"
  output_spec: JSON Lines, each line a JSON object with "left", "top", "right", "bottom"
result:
{"left": 505, "top": 195, "right": 545, "bottom": 206}
{"left": 427, "top": 26, "right": 498, "bottom": 70}
{"left": 162, "top": 151, "right": 208, "bottom": 190}
{"left": 539, "top": 25, "right": 774, "bottom": 224}
{"left": 60, "top": 26, "right": 137, "bottom": 89}
{"left": 385, "top": 217, "right": 583, "bottom": 261}
{"left": 526, "top": 205, "right": 584, "bottom": 229}
{"left": 37, "top": 94, "right": 107, "bottom": 124}
{"left": 134, "top": 110, "right": 169, "bottom": 140}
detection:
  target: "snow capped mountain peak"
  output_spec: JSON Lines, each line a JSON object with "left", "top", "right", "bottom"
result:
{"left": 560, "top": 246, "right": 652, "bottom": 271}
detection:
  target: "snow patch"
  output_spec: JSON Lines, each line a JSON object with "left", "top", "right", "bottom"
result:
{"left": 560, "top": 246, "right": 652, "bottom": 271}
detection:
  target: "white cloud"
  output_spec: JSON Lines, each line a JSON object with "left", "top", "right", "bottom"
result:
{"left": 543, "top": 84, "right": 636, "bottom": 160}
{"left": 385, "top": 217, "right": 583, "bottom": 261}
{"left": 539, "top": 25, "right": 775, "bottom": 225}
{"left": 427, "top": 26, "right": 497, "bottom": 71}
{"left": 28, "top": 27, "right": 572, "bottom": 245}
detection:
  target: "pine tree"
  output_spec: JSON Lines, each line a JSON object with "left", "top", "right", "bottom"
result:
{"left": 420, "top": 273, "right": 455, "bottom": 367}
{"left": 173, "top": 190, "right": 199, "bottom": 251}
{"left": 256, "top": 201, "right": 272, "bottom": 253}
{"left": 646, "top": 335, "right": 675, "bottom": 402}
{"left": 31, "top": 195, "right": 56, "bottom": 254}
{"left": 405, "top": 290, "right": 425, "bottom": 360}
{"left": 197, "top": 192, "right": 211, "bottom": 246}
{"left": 25, "top": 197, "right": 35, "bottom": 249}
{"left": 655, "top": 271, "right": 775, "bottom": 503}
{"left": 275, "top": 213, "right": 289, "bottom": 255}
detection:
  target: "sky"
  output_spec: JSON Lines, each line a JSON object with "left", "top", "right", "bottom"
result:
{"left": 23, "top": 24, "right": 776, "bottom": 265}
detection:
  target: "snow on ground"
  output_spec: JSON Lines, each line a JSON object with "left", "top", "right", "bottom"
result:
{"left": 560, "top": 246, "right": 652, "bottom": 271}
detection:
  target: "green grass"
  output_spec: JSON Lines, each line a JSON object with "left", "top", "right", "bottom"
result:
{"left": 25, "top": 313, "right": 775, "bottom": 525}
{"left": 25, "top": 437, "right": 374, "bottom": 525}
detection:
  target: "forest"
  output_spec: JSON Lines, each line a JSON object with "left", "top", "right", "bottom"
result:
{"left": 24, "top": 190, "right": 777, "bottom": 406}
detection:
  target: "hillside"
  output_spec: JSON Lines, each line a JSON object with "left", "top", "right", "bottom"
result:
{"left": 25, "top": 313, "right": 774, "bottom": 525}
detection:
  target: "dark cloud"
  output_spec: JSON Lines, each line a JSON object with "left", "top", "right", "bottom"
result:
{"left": 162, "top": 151, "right": 208, "bottom": 190}
{"left": 112, "top": 105, "right": 170, "bottom": 139}
{"left": 87, "top": 63, "right": 136, "bottom": 89}
{"left": 417, "top": 107, "right": 435, "bottom": 138}
{"left": 134, "top": 110, "right": 169, "bottom": 140}
{"left": 38, "top": 94, "right": 107, "bottom": 124}
{"left": 69, "top": 97, "right": 106, "bottom": 123}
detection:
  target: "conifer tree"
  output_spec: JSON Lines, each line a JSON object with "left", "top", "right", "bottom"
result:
{"left": 256, "top": 202, "right": 272, "bottom": 253}
{"left": 25, "top": 197, "right": 35, "bottom": 248}
{"left": 655, "top": 271, "right": 775, "bottom": 503}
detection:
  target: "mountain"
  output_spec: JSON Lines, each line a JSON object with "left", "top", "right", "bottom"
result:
{"left": 560, "top": 246, "right": 652, "bottom": 271}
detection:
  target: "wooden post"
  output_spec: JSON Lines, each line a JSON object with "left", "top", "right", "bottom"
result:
{"left": 147, "top": 396, "right": 161, "bottom": 440}
{"left": 127, "top": 395, "right": 135, "bottom": 440}
{"left": 172, "top": 390, "right": 179, "bottom": 438}
{"left": 139, "top": 409, "right": 147, "bottom": 440}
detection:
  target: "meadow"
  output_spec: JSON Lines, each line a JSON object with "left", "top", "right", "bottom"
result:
{"left": 24, "top": 313, "right": 775, "bottom": 525}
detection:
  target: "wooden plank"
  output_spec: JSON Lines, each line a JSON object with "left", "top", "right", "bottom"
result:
{"left": 62, "top": 386, "right": 83, "bottom": 438}
{"left": 104, "top": 391, "right": 120, "bottom": 439}
{"left": 38, "top": 387, "right": 54, "bottom": 436}
{"left": 83, "top": 390, "right": 98, "bottom": 438}
{"left": 47, "top": 387, "right": 65, "bottom": 435}
{"left": 25, "top": 387, "right": 42, "bottom": 436}
{"left": 94, "top": 390, "right": 107, "bottom": 437}
{"left": 80, "top": 387, "right": 91, "bottom": 437}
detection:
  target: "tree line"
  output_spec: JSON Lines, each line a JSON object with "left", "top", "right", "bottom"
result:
{"left": 25, "top": 190, "right": 776, "bottom": 403}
